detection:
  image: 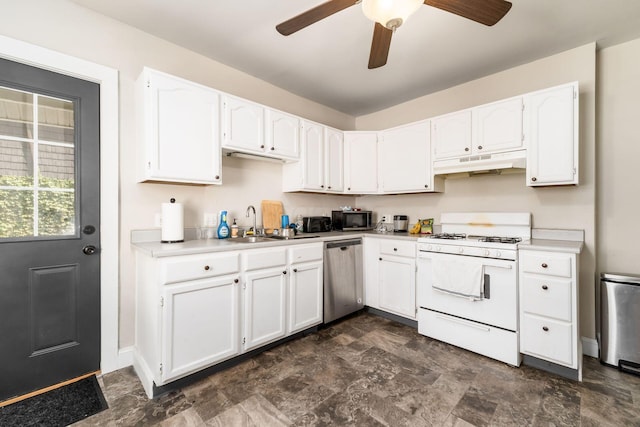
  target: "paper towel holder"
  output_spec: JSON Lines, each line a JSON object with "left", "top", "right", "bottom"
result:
{"left": 161, "top": 197, "right": 185, "bottom": 243}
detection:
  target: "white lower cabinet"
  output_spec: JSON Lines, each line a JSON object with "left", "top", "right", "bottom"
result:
{"left": 364, "top": 237, "right": 416, "bottom": 320}
{"left": 519, "top": 248, "right": 580, "bottom": 376}
{"left": 134, "top": 243, "right": 323, "bottom": 398}
{"left": 288, "top": 244, "right": 323, "bottom": 334}
{"left": 243, "top": 266, "right": 288, "bottom": 351}
{"left": 161, "top": 276, "right": 240, "bottom": 383}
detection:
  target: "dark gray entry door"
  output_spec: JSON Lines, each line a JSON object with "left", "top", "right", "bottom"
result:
{"left": 0, "top": 58, "right": 100, "bottom": 401}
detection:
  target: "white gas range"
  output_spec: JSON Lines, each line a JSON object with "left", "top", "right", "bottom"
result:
{"left": 416, "top": 212, "right": 531, "bottom": 366}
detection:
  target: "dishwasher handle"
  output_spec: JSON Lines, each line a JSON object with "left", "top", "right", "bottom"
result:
{"left": 325, "top": 239, "right": 362, "bottom": 250}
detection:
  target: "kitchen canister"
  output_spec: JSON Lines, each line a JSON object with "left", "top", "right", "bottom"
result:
{"left": 161, "top": 198, "right": 184, "bottom": 243}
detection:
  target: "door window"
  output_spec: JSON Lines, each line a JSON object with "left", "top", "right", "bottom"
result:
{"left": 0, "top": 86, "right": 76, "bottom": 239}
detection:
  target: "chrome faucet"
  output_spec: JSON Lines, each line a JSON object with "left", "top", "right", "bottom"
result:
{"left": 246, "top": 205, "right": 257, "bottom": 235}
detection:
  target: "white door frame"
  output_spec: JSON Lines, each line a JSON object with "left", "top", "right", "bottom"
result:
{"left": 0, "top": 35, "right": 122, "bottom": 373}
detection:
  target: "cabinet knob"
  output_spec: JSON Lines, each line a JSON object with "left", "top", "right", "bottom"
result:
{"left": 234, "top": 278, "right": 239, "bottom": 283}
{"left": 204, "top": 265, "right": 210, "bottom": 271}
{"left": 379, "top": 257, "right": 382, "bottom": 261}
{"left": 283, "top": 270, "right": 287, "bottom": 275}
{"left": 424, "top": 184, "right": 429, "bottom": 188}
{"left": 260, "top": 144, "right": 265, "bottom": 149}
{"left": 293, "top": 268, "right": 298, "bottom": 273}
{"left": 320, "top": 185, "right": 324, "bottom": 188}
{"left": 393, "top": 248, "right": 398, "bottom": 251}
{"left": 542, "top": 285, "right": 548, "bottom": 290}
{"left": 531, "top": 177, "right": 538, "bottom": 182}
{"left": 215, "top": 175, "right": 220, "bottom": 180}
{"left": 478, "top": 145, "right": 483, "bottom": 150}
{"left": 328, "top": 186, "right": 332, "bottom": 189}
{"left": 541, "top": 263, "right": 548, "bottom": 268}
{"left": 542, "top": 326, "right": 549, "bottom": 332}
{"left": 348, "top": 187, "right": 351, "bottom": 191}
{"left": 270, "top": 146, "right": 275, "bottom": 151}
{"left": 464, "top": 147, "right": 469, "bottom": 152}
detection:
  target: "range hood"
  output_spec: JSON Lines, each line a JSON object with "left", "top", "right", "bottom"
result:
{"left": 433, "top": 150, "right": 526, "bottom": 176}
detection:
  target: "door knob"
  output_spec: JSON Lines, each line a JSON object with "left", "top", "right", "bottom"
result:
{"left": 82, "top": 245, "right": 97, "bottom": 255}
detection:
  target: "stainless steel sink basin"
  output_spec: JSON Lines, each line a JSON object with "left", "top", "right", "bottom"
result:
{"left": 230, "top": 236, "right": 272, "bottom": 243}
{"left": 268, "top": 234, "right": 320, "bottom": 240}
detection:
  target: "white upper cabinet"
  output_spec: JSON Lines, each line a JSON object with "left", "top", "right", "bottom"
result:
{"left": 431, "top": 110, "right": 472, "bottom": 160}
{"left": 525, "top": 83, "right": 579, "bottom": 186}
{"left": 344, "top": 131, "right": 379, "bottom": 194}
{"left": 325, "top": 127, "right": 344, "bottom": 192}
{"left": 222, "top": 95, "right": 265, "bottom": 153}
{"left": 473, "top": 97, "right": 524, "bottom": 154}
{"left": 281, "top": 121, "right": 342, "bottom": 192}
{"left": 265, "top": 109, "right": 300, "bottom": 159}
{"left": 379, "top": 120, "right": 442, "bottom": 193}
{"left": 137, "top": 68, "right": 221, "bottom": 185}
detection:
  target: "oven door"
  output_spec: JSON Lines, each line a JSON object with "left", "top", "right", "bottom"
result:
{"left": 417, "top": 251, "right": 518, "bottom": 331}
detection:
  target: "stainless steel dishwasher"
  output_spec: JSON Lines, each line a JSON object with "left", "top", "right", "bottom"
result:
{"left": 324, "top": 238, "right": 364, "bottom": 323}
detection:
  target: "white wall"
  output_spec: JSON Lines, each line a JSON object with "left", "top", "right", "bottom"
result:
{"left": 597, "top": 38, "right": 640, "bottom": 276}
{"left": 355, "top": 44, "right": 597, "bottom": 339}
{"left": 0, "top": 0, "right": 356, "bottom": 348}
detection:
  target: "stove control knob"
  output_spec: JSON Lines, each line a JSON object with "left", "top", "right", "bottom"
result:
{"left": 496, "top": 251, "right": 502, "bottom": 257}
{"left": 458, "top": 247, "right": 464, "bottom": 253}
{"left": 435, "top": 246, "right": 441, "bottom": 252}
{"left": 426, "top": 245, "right": 432, "bottom": 251}
{"left": 484, "top": 249, "right": 490, "bottom": 256}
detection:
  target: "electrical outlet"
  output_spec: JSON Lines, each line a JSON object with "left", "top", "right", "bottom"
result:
{"left": 204, "top": 213, "right": 216, "bottom": 226}
{"left": 154, "top": 213, "right": 162, "bottom": 227}
{"left": 382, "top": 214, "right": 393, "bottom": 223}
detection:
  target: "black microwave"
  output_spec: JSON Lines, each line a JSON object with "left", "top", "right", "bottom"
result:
{"left": 332, "top": 210, "right": 373, "bottom": 231}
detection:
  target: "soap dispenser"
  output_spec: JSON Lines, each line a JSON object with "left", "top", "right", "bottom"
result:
{"left": 217, "top": 210, "right": 230, "bottom": 239}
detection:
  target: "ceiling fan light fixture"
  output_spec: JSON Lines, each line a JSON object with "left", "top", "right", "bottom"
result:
{"left": 362, "top": 0, "right": 423, "bottom": 29}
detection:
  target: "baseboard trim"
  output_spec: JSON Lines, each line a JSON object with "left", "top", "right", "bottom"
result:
{"left": 582, "top": 337, "right": 598, "bottom": 358}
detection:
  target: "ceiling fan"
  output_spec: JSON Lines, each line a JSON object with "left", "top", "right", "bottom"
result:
{"left": 276, "top": 0, "right": 512, "bottom": 69}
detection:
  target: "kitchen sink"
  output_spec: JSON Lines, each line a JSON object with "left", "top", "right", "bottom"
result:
{"left": 230, "top": 236, "right": 273, "bottom": 243}
{"left": 268, "top": 234, "right": 320, "bottom": 240}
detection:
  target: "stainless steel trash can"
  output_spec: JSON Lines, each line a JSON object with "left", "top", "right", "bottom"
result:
{"left": 600, "top": 273, "right": 640, "bottom": 375}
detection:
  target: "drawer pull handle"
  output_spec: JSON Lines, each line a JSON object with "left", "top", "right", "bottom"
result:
{"left": 379, "top": 257, "right": 383, "bottom": 261}
{"left": 283, "top": 270, "right": 287, "bottom": 275}
{"left": 204, "top": 265, "right": 210, "bottom": 271}
{"left": 541, "top": 263, "right": 548, "bottom": 268}
{"left": 542, "top": 285, "right": 548, "bottom": 290}
{"left": 293, "top": 268, "right": 298, "bottom": 273}
{"left": 393, "top": 248, "right": 398, "bottom": 251}
{"left": 234, "top": 278, "right": 239, "bottom": 283}
{"left": 542, "top": 326, "right": 549, "bottom": 332}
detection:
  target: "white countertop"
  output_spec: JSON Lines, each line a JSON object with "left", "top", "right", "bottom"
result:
{"left": 132, "top": 230, "right": 421, "bottom": 258}
{"left": 518, "top": 239, "right": 583, "bottom": 254}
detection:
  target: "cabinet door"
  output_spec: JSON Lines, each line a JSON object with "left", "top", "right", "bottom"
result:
{"left": 431, "top": 110, "right": 472, "bottom": 160}
{"left": 379, "top": 121, "right": 431, "bottom": 193}
{"left": 143, "top": 70, "right": 221, "bottom": 184}
{"left": 473, "top": 97, "right": 523, "bottom": 154}
{"left": 222, "top": 95, "right": 265, "bottom": 152}
{"left": 378, "top": 255, "right": 416, "bottom": 319}
{"left": 526, "top": 83, "right": 578, "bottom": 186}
{"left": 161, "top": 275, "right": 240, "bottom": 382}
{"left": 243, "top": 267, "right": 287, "bottom": 351}
{"left": 266, "top": 109, "right": 299, "bottom": 159}
{"left": 344, "top": 132, "right": 378, "bottom": 194}
{"left": 301, "top": 120, "right": 325, "bottom": 191}
{"left": 325, "top": 127, "right": 344, "bottom": 192}
{"left": 363, "top": 238, "right": 380, "bottom": 309}
{"left": 288, "top": 260, "right": 323, "bottom": 334}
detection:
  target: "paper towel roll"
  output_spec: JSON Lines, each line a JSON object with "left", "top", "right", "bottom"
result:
{"left": 161, "top": 199, "right": 184, "bottom": 243}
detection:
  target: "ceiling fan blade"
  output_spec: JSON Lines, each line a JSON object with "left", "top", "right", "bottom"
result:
{"left": 368, "top": 23, "right": 393, "bottom": 69}
{"left": 424, "top": 0, "right": 512, "bottom": 26}
{"left": 276, "top": 0, "right": 359, "bottom": 35}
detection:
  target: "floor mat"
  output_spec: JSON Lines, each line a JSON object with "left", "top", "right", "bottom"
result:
{"left": 0, "top": 376, "right": 108, "bottom": 426}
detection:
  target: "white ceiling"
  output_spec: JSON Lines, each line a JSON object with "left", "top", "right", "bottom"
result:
{"left": 71, "top": 0, "right": 640, "bottom": 116}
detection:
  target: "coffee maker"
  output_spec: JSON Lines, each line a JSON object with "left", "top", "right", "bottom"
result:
{"left": 393, "top": 215, "right": 408, "bottom": 232}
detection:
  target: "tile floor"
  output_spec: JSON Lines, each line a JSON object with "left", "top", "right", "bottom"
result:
{"left": 75, "top": 313, "right": 640, "bottom": 426}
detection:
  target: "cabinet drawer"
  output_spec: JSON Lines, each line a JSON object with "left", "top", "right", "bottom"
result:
{"left": 520, "top": 252, "right": 572, "bottom": 277}
{"left": 379, "top": 240, "right": 415, "bottom": 258}
{"left": 160, "top": 252, "right": 240, "bottom": 284}
{"left": 521, "top": 275, "right": 572, "bottom": 322}
{"left": 289, "top": 243, "right": 323, "bottom": 264}
{"left": 244, "top": 247, "right": 287, "bottom": 271}
{"left": 521, "top": 314, "right": 573, "bottom": 367}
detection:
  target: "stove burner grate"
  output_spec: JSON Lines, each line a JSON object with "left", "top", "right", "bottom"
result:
{"left": 429, "top": 233, "right": 467, "bottom": 240}
{"left": 477, "top": 236, "right": 523, "bottom": 244}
